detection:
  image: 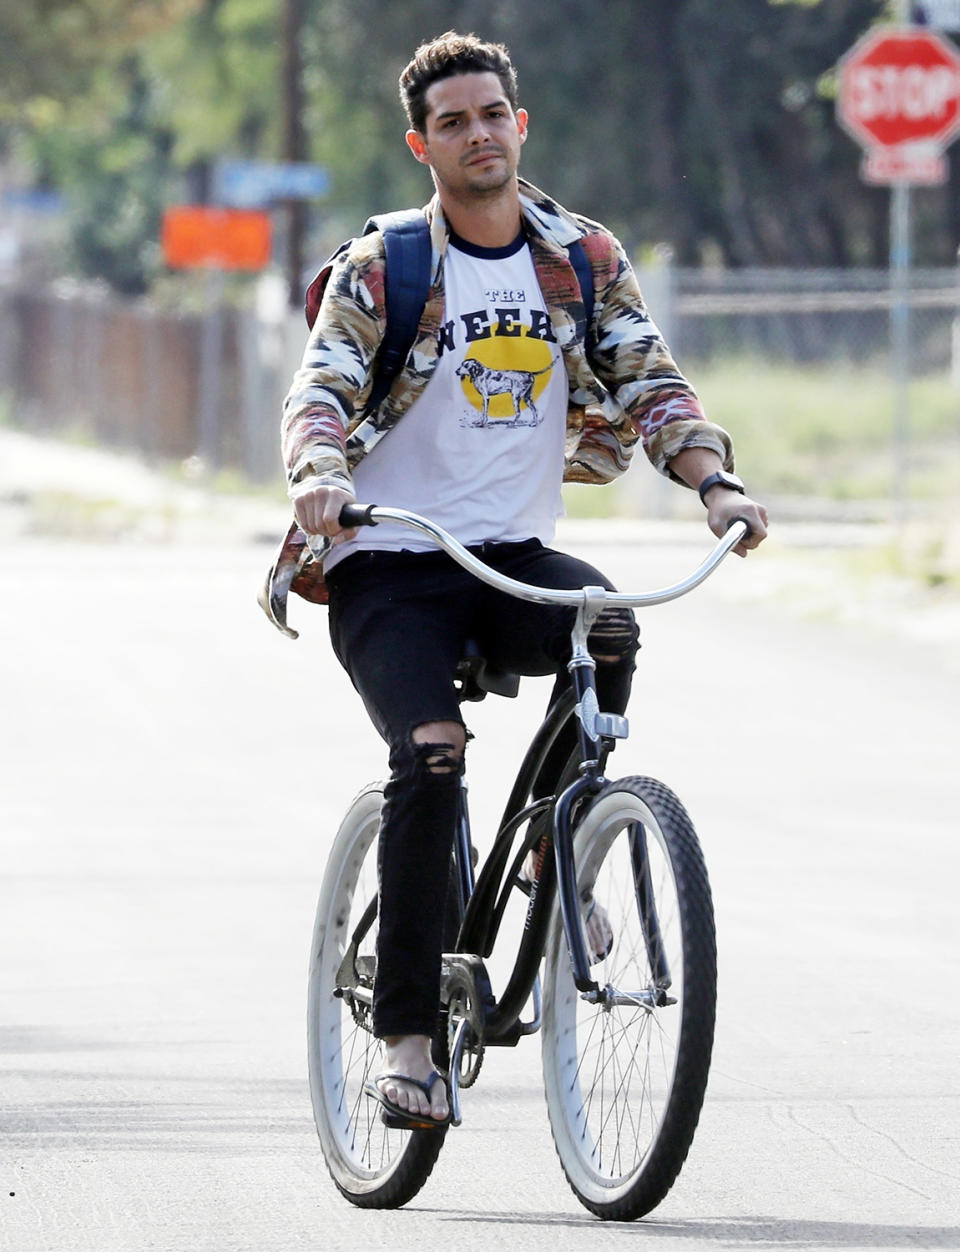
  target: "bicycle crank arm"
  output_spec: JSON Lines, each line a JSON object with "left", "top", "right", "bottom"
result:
{"left": 447, "top": 1018, "right": 467, "bottom": 1126}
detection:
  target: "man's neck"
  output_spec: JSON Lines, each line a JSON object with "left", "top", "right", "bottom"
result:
{"left": 436, "top": 180, "right": 522, "bottom": 249}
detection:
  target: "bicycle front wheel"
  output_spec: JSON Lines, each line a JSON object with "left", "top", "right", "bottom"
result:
{"left": 307, "top": 782, "right": 447, "bottom": 1208}
{"left": 541, "top": 777, "right": 717, "bottom": 1220}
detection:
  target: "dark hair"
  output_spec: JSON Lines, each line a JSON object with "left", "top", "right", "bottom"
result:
{"left": 399, "top": 31, "right": 519, "bottom": 133}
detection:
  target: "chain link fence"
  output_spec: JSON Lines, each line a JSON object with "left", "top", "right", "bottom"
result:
{"left": 641, "top": 264, "right": 960, "bottom": 373}
{"left": 0, "top": 276, "right": 298, "bottom": 483}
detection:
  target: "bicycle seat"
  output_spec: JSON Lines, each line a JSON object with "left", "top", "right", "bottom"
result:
{"left": 455, "top": 639, "right": 521, "bottom": 703}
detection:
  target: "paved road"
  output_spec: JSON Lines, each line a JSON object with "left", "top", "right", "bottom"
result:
{"left": 1, "top": 533, "right": 957, "bottom": 1251}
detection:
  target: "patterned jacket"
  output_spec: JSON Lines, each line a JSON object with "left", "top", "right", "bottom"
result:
{"left": 259, "top": 178, "right": 733, "bottom": 637}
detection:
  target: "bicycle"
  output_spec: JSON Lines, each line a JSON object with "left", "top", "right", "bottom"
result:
{"left": 306, "top": 504, "right": 750, "bottom": 1221}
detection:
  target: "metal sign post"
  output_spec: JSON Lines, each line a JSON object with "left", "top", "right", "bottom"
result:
{"left": 895, "top": 0, "right": 913, "bottom": 513}
{"left": 890, "top": 181, "right": 912, "bottom": 516}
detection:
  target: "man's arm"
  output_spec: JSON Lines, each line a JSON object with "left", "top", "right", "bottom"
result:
{"left": 281, "top": 236, "right": 387, "bottom": 527}
{"left": 668, "top": 447, "right": 768, "bottom": 557}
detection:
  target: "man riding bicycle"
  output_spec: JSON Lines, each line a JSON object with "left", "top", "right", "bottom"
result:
{"left": 263, "top": 31, "right": 768, "bottom": 1130}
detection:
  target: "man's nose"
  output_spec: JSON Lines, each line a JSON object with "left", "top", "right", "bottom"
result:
{"left": 465, "top": 116, "right": 492, "bottom": 143}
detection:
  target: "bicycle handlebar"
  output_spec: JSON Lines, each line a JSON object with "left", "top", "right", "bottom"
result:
{"left": 323, "top": 504, "right": 750, "bottom": 610}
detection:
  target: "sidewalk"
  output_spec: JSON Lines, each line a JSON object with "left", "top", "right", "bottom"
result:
{"left": 0, "top": 426, "right": 289, "bottom": 545}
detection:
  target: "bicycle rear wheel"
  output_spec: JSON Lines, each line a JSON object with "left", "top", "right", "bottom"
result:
{"left": 307, "top": 782, "right": 447, "bottom": 1208}
{"left": 541, "top": 777, "right": 717, "bottom": 1220}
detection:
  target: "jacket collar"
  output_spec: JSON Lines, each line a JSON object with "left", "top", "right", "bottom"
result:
{"left": 422, "top": 177, "right": 584, "bottom": 281}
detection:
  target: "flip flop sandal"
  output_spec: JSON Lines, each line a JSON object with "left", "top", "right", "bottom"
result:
{"left": 364, "top": 1069, "right": 452, "bottom": 1131}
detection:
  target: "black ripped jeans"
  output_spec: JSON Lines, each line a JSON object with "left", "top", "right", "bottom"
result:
{"left": 325, "top": 539, "right": 639, "bottom": 1039}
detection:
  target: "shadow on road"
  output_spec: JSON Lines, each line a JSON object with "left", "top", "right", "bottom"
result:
{"left": 434, "top": 1211, "right": 960, "bottom": 1247}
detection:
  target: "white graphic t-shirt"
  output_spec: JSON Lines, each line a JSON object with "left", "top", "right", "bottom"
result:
{"left": 324, "top": 229, "right": 567, "bottom": 570}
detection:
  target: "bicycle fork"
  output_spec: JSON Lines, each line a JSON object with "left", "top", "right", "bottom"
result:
{"left": 552, "top": 591, "right": 674, "bottom": 1008}
{"left": 554, "top": 590, "right": 626, "bottom": 996}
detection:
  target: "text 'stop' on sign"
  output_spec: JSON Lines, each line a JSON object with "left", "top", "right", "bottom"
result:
{"left": 837, "top": 28, "right": 960, "bottom": 151}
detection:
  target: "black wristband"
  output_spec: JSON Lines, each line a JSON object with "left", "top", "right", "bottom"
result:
{"left": 698, "top": 471, "right": 745, "bottom": 506}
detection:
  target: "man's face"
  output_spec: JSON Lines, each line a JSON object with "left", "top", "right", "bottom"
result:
{"left": 406, "top": 71, "right": 527, "bottom": 199}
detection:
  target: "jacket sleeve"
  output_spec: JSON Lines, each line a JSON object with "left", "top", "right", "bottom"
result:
{"left": 587, "top": 233, "right": 733, "bottom": 482}
{"left": 280, "top": 235, "right": 387, "bottom": 490}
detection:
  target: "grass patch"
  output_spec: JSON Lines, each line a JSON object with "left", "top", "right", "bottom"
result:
{"left": 844, "top": 521, "right": 960, "bottom": 593}
{"left": 693, "top": 359, "right": 960, "bottom": 503}
{"left": 24, "top": 490, "right": 179, "bottom": 541}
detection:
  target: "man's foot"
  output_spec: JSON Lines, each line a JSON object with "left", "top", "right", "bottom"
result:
{"left": 521, "top": 851, "right": 614, "bottom": 964}
{"left": 375, "top": 1035, "right": 450, "bottom": 1124}
{"left": 582, "top": 894, "right": 614, "bottom": 963}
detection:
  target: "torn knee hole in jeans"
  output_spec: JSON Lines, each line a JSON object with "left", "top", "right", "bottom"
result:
{"left": 587, "top": 606, "right": 639, "bottom": 665}
{"left": 412, "top": 740, "right": 463, "bottom": 776}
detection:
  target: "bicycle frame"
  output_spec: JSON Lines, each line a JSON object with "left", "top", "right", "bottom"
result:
{"left": 323, "top": 505, "right": 749, "bottom": 1044}
{"left": 450, "top": 614, "right": 633, "bottom": 1043}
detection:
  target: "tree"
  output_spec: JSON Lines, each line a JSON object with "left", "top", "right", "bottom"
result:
{"left": 299, "top": 0, "right": 907, "bottom": 266}
{"left": 1, "top": 0, "right": 280, "bottom": 292}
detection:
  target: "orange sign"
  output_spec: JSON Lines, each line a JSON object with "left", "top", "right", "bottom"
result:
{"left": 162, "top": 206, "right": 272, "bottom": 270}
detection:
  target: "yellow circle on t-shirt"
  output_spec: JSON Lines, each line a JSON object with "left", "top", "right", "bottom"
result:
{"left": 457, "top": 328, "right": 555, "bottom": 421}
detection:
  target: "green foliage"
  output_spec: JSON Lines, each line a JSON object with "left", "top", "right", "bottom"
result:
{"left": 2, "top": 0, "right": 280, "bottom": 292}
{"left": 8, "top": 0, "right": 960, "bottom": 292}
{"left": 299, "top": 0, "right": 892, "bottom": 266}
{"left": 27, "top": 57, "right": 177, "bottom": 293}
{"left": 144, "top": 0, "right": 280, "bottom": 166}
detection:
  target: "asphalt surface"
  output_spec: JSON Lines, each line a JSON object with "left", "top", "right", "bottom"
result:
{"left": 1, "top": 432, "right": 958, "bottom": 1250}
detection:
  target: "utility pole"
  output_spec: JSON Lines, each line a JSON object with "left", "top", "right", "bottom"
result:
{"left": 281, "top": 0, "right": 306, "bottom": 308}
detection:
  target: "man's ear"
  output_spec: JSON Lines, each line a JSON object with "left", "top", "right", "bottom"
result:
{"left": 516, "top": 107, "right": 528, "bottom": 145}
{"left": 406, "top": 128, "right": 430, "bottom": 165}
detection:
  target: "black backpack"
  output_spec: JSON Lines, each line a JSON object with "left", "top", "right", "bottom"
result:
{"left": 304, "top": 209, "right": 596, "bottom": 418}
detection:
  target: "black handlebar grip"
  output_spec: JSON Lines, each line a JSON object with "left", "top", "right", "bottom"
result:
{"left": 339, "top": 502, "right": 378, "bottom": 528}
{"left": 727, "top": 514, "right": 753, "bottom": 539}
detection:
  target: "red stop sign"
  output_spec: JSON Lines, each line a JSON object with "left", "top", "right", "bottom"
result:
{"left": 838, "top": 29, "right": 960, "bottom": 150}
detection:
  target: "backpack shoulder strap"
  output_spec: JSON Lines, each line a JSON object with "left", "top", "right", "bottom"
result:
{"left": 361, "top": 209, "right": 431, "bottom": 415}
{"left": 565, "top": 237, "right": 595, "bottom": 357}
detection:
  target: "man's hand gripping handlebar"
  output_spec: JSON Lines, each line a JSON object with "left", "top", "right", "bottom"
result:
{"left": 289, "top": 481, "right": 360, "bottom": 540}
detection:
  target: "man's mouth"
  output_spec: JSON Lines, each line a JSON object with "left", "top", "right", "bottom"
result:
{"left": 465, "top": 150, "right": 504, "bottom": 167}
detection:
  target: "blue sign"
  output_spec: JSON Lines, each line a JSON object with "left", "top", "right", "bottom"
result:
{"left": 3, "top": 188, "right": 67, "bottom": 215}
{"left": 214, "top": 160, "right": 331, "bottom": 207}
